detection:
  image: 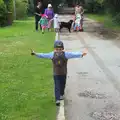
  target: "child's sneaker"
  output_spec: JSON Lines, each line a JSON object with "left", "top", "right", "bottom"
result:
{"left": 48, "top": 28, "right": 51, "bottom": 32}
{"left": 79, "top": 28, "right": 83, "bottom": 32}
{"left": 56, "top": 100, "right": 60, "bottom": 106}
{"left": 42, "top": 31, "right": 44, "bottom": 34}
{"left": 60, "top": 95, "right": 64, "bottom": 100}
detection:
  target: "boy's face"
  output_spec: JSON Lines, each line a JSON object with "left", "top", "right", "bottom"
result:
{"left": 54, "top": 48, "right": 64, "bottom": 52}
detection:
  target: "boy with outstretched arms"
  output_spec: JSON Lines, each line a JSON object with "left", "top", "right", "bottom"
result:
{"left": 31, "top": 40, "right": 88, "bottom": 106}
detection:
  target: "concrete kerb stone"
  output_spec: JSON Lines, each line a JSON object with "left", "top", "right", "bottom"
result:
{"left": 55, "top": 32, "right": 65, "bottom": 120}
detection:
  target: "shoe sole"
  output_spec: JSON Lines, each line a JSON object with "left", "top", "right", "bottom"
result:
{"left": 56, "top": 103, "right": 60, "bottom": 106}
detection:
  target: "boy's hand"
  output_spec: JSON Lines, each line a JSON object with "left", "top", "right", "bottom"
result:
{"left": 31, "top": 49, "right": 35, "bottom": 55}
{"left": 82, "top": 48, "right": 88, "bottom": 56}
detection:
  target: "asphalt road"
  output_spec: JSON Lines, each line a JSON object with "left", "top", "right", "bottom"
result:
{"left": 59, "top": 15, "right": 120, "bottom": 120}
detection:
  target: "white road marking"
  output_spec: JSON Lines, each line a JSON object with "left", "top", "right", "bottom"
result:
{"left": 57, "top": 100, "right": 65, "bottom": 120}
{"left": 55, "top": 32, "right": 58, "bottom": 41}
{"left": 55, "top": 32, "right": 65, "bottom": 120}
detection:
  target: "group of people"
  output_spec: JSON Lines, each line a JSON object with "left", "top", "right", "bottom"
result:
{"left": 72, "top": 4, "right": 84, "bottom": 31}
{"left": 35, "top": 2, "right": 84, "bottom": 34}
{"left": 35, "top": 2, "right": 60, "bottom": 34}
{"left": 35, "top": 2, "right": 55, "bottom": 33}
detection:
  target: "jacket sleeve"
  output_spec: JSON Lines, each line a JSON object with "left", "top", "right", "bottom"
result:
{"left": 35, "top": 52, "right": 54, "bottom": 59}
{"left": 52, "top": 10, "right": 54, "bottom": 18}
{"left": 44, "top": 8, "right": 47, "bottom": 15}
{"left": 65, "top": 51, "right": 83, "bottom": 59}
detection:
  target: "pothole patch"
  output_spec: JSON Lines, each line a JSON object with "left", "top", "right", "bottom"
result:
{"left": 78, "top": 90, "right": 108, "bottom": 99}
{"left": 90, "top": 103, "right": 120, "bottom": 120}
{"left": 90, "top": 111, "right": 120, "bottom": 120}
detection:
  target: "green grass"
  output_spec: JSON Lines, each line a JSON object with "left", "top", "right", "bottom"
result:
{"left": 86, "top": 14, "right": 120, "bottom": 31}
{"left": 0, "top": 18, "right": 56, "bottom": 120}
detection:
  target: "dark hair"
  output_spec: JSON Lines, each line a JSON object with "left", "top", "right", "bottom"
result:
{"left": 76, "top": 3, "right": 79, "bottom": 6}
{"left": 38, "top": 1, "right": 41, "bottom": 4}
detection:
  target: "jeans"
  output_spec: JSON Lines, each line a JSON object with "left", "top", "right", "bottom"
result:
{"left": 53, "top": 75, "right": 66, "bottom": 101}
{"left": 74, "top": 23, "right": 80, "bottom": 30}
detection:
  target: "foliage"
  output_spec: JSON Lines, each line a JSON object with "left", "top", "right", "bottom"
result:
{"left": 16, "top": 0, "right": 28, "bottom": 19}
{"left": 0, "top": 0, "right": 7, "bottom": 27}
{"left": 85, "top": 0, "right": 120, "bottom": 23}
{"left": 112, "top": 13, "right": 120, "bottom": 24}
{"left": 28, "top": 0, "right": 34, "bottom": 15}
{"left": 85, "top": 0, "right": 104, "bottom": 13}
{"left": 104, "top": 0, "right": 120, "bottom": 15}
{"left": 6, "top": 0, "right": 13, "bottom": 12}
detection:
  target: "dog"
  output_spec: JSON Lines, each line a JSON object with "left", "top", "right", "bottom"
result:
{"left": 59, "top": 20, "right": 73, "bottom": 33}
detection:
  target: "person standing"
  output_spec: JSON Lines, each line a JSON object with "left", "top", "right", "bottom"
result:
{"left": 31, "top": 40, "right": 88, "bottom": 106}
{"left": 44, "top": 4, "right": 54, "bottom": 31}
{"left": 75, "top": 4, "right": 80, "bottom": 14}
{"left": 51, "top": 14, "right": 60, "bottom": 32}
{"left": 79, "top": 4, "right": 84, "bottom": 30}
{"left": 75, "top": 3, "right": 84, "bottom": 15}
{"left": 75, "top": 3, "right": 84, "bottom": 31}
{"left": 39, "top": 14, "right": 48, "bottom": 34}
{"left": 35, "top": 1, "right": 43, "bottom": 31}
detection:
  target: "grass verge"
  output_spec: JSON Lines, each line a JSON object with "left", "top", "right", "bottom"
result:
{"left": 86, "top": 14, "right": 120, "bottom": 31}
{"left": 0, "top": 18, "right": 56, "bottom": 120}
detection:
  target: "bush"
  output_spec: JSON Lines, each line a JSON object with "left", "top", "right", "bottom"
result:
{"left": 28, "top": 0, "right": 34, "bottom": 15}
{"left": 112, "top": 13, "right": 120, "bottom": 24}
{"left": 4, "top": 0, "right": 14, "bottom": 12}
{"left": 0, "top": 0, "right": 7, "bottom": 27}
{"left": 85, "top": 0, "right": 104, "bottom": 13}
{"left": 16, "top": 0, "right": 28, "bottom": 19}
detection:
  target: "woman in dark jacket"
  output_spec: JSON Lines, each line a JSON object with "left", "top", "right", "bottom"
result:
{"left": 35, "top": 1, "right": 44, "bottom": 31}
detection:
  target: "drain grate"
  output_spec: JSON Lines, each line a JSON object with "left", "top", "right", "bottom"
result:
{"left": 78, "top": 90, "right": 108, "bottom": 99}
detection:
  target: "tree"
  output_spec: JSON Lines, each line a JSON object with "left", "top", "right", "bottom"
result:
{"left": 0, "top": 0, "right": 7, "bottom": 26}
{"left": 3, "top": 0, "right": 13, "bottom": 12}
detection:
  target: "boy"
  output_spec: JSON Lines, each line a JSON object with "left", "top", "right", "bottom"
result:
{"left": 31, "top": 40, "right": 87, "bottom": 106}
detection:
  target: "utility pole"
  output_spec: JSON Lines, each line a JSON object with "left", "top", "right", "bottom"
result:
{"left": 13, "top": 0, "right": 16, "bottom": 20}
